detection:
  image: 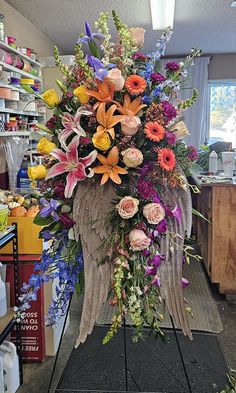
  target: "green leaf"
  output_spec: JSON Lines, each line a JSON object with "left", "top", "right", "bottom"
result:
{"left": 55, "top": 79, "right": 67, "bottom": 93}
{"left": 36, "top": 123, "right": 52, "bottom": 134}
{"left": 192, "top": 208, "right": 211, "bottom": 224}
{"left": 38, "top": 221, "right": 62, "bottom": 238}
{"left": 34, "top": 215, "right": 53, "bottom": 226}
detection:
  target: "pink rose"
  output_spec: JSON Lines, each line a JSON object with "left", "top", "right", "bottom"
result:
{"left": 116, "top": 196, "right": 139, "bottom": 219}
{"left": 143, "top": 203, "right": 165, "bottom": 225}
{"left": 130, "top": 27, "right": 146, "bottom": 47}
{"left": 107, "top": 68, "right": 125, "bottom": 91}
{"left": 122, "top": 148, "right": 143, "bottom": 168}
{"left": 129, "top": 229, "right": 151, "bottom": 251}
{"left": 121, "top": 115, "right": 141, "bottom": 136}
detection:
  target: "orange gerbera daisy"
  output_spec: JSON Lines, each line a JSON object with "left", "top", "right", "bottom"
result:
{"left": 93, "top": 146, "right": 128, "bottom": 185}
{"left": 86, "top": 78, "right": 115, "bottom": 109}
{"left": 125, "top": 75, "right": 147, "bottom": 95}
{"left": 144, "top": 122, "right": 165, "bottom": 142}
{"left": 113, "top": 94, "right": 147, "bottom": 116}
{"left": 158, "top": 148, "right": 176, "bottom": 172}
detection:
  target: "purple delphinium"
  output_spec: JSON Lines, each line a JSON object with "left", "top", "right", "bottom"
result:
{"left": 162, "top": 101, "right": 177, "bottom": 122}
{"left": 150, "top": 72, "right": 166, "bottom": 83}
{"left": 165, "top": 61, "right": 180, "bottom": 72}
{"left": 165, "top": 131, "right": 176, "bottom": 145}
{"left": 60, "top": 213, "right": 75, "bottom": 229}
{"left": 187, "top": 145, "right": 198, "bottom": 161}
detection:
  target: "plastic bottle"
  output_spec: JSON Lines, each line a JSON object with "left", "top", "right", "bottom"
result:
{"left": 209, "top": 151, "right": 218, "bottom": 174}
{"left": 17, "top": 158, "right": 31, "bottom": 190}
{"left": 0, "top": 356, "right": 5, "bottom": 393}
{"left": 0, "top": 342, "right": 20, "bottom": 393}
{"left": 0, "top": 263, "right": 7, "bottom": 318}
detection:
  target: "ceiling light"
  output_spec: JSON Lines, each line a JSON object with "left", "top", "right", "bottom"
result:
{"left": 150, "top": 0, "right": 176, "bottom": 30}
{"left": 231, "top": 1, "right": 236, "bottom": 6}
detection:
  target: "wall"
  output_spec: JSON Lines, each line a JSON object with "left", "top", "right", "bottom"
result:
{"left": 0, "top": 0, "right": 58, "bottom": 56}
{"left": 208, "top": 53, "right": 236, "bottom": 80}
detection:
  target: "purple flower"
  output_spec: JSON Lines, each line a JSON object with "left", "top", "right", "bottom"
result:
{"left": 39, "top": 198, "right": 60, "bottom": 221}
{"left": 86, "top": 55, "right": 115, "bottom": 81}
{"left": 145, "top": 266, "right": 157, "bottom": 276}
{"left": 80, "top": 136, "right": 91, "bottom": 145}
{"left": 181, "top": 277, "right": 189, "bottom": 288}
{"left": 165, "top": 131, "right": 176, "bottom": 145}
{"left": 150, "top": 73, "right": 166, "bottom": 83}
{"left": 53, "top": 180, "right": 66, "bottom": 199}
{"left": 142, "top": 249, "right": 151, "bottom": 257}
{"left": 157, "top": 219, "right": 167, "bottom": 234}
{"left": 142, "top": 95, "right": 151, "bottom": 105}
{"left": 162, "top": 101, "right": 177, "bottom": 122}
{"left": 172, "top": 205, "right": 182, "bottom": 223}
{"left": 137, "top": 179, "right": 156, "bottom": 199}
{"left": 60, "top": 213, "right": 75, "bottom": 229}
{"left": 148, "top": 254, "right": 163, "bottom": 268}
{"left": 165, "top": 61, "right": 180, "bottom": 72}
{"left": 151, "top": 276, "right": 161, "bottom": 286}
{"left": 187, "top": 145, "right": 198, "bottom": 161}
{"left": 78, "top": 21, "right": 104, "bottom": 44}
{"left": 46, "top": 115, "right": 59, "bottom": 130}
{"left": 132, "top": 52, "right": 147, "bottom": 61}
{"left": 40, "top": 229, "right": 54, "bottom": 241}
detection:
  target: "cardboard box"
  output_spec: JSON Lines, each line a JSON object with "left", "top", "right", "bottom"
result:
{"left": 0, "top": 217, "right": 43, "bottom": 254}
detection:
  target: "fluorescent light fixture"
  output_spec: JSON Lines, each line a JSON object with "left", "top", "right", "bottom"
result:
{"left": 150, "top": 0, "right": 176, "bottom": 30}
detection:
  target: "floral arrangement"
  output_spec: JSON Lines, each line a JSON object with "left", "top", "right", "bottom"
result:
{"left": 19, "top": 11, "right": 202, "bottom": 345}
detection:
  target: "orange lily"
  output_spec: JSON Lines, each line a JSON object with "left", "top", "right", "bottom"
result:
{"left": 95, "top": 103, "right": 126, "bottom": 139}
{"left": 113, "top": 94, "right": 147, "bottom": 116}
{"left": 86, "top": 78, "right": 115, "bottom": 109}
{"left": 93, "top": 146, "right": 128, "bottom": 185}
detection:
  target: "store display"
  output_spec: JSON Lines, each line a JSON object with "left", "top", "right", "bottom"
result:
{"left": 0, "top": 87, "right": 11, "bottom": 99}
{"left": 0, "top": 341, "right": 20, "bottom": 393}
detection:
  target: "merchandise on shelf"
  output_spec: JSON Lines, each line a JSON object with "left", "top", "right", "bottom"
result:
{"left": 0, "top": 341, "right": 20, "bottom": 393}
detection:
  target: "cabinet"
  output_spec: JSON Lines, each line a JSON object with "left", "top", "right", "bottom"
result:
{"left": 191, "top": 174, "right": 236, "bottom": 295}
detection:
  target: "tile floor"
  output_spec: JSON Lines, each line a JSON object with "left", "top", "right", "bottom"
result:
{"left": 18, "top": 286, "right": 236, "bottom": 393}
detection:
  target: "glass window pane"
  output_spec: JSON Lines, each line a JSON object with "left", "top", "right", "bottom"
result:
{"left": 209, "top": 83, "right": 236, "bottom": 147}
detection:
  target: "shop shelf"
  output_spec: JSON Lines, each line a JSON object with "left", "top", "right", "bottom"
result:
{"left": 0, "top": 41, "right": 41, "bottom": 67}
{"left": 0, "top": 108, "right": 44, "bottom": 116}
{"left": 0, "top": 61, "right": 42, "bottom": 82}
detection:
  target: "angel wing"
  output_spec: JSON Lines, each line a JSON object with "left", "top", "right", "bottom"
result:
{"left": 73, "top": 179, "right": 116, "bottom": 347}
{"left": 159, "top": 174, "right": 193, "bottom": 338}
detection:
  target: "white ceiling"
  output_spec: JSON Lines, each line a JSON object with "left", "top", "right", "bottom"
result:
{"left": 6, "top": 0, "right": 236, "bottom": 55}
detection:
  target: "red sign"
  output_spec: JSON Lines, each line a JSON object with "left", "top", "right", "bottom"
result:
{"left": 5, "top": 258, "right": 45, "bottom": 361}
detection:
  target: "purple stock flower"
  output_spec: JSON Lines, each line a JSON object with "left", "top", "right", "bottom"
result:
{"left": 181, "top": 277, "right": 189, "bottom": 288}
{"left": 137, "top": 179, "right": 156, "bottom": 199}
{"left": 157, "top": 219, "right": 167, "bottom": 234}
{"left": 39, "top": 198, "right": 60, "bottom": 221}
{"left": 60, "top": 213, "right": 75, "bottom": 229}
{"left": 78, "top": 21, "right": 104, "bottom": 45}
{"left": 187, "top": 145, "right": 198, "bottom": 161}
{"left": 165, "top": 61, "right": 180, "bottom": 72}
{"left": 165, "top": 131, "right": 176, "bottom": 145}
{"left": 172, "top": 205, "right": 182, "bottom": 223}
{"left": 86, "top": 55, "right": 115, "bottom": 81}
{"left": 132, "top": 52, "right": 147, "bottom": 61}
{"left": 162, "top": 101, "right": 177, "bottom": 122}
{"left": 150, "top": 73, "right": 166, "bottom": 83}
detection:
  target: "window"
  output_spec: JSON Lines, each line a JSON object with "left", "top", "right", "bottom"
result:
{"left": 208, "top": 80, "right": 236, "bottom": 147}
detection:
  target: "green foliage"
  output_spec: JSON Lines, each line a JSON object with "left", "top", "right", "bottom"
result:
{"left": 178, "top": 88, "right": 199, "bottom": 110}
{"left": 220, "top": 373, "right": 236, "bottom": 393}
{"left": 54, "top": 46, "right": 70, "bottom": 77}
{"left": 34, "top": 215, "right": 53, "bottom": 226}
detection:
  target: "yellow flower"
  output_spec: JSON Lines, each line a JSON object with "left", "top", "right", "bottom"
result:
{"left": 73, "top": 85, "right": 90, "bottom": 104}
{"left": 28, "top": 165, "right": 47, "bottom": 180}
{"left": 92, "top": 132, "right": 111, "bottom": 151}
{"left": 42, "top": 89, "right": 60, "bottom": 107}
{"left": 37, "top": 137, "right": 56, "bottom": 154}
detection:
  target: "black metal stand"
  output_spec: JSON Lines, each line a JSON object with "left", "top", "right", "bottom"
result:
{"left": 47, "top": 294, "right": 73, "bottom": 393}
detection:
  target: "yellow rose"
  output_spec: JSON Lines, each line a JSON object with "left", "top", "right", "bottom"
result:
{"left": 92, "top": 132, "right": 111, "bottom": 151}
{"left": 73, "top": 85, "right": 90, "bottom": 104}
{"left": 28, "top": 165, "right": 47, "bottom": 180}
{"left": 37, "top": 137, "right": 56, "bottom": 154}
{"left": 41, "top": 89, "right": 60, "bottom": 107}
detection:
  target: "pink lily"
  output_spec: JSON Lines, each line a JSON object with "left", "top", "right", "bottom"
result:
{"left": 46, "top": 137, "right": 97, "bottom": 198}
{"left": 59, "top": 107, "right": 92, "bottom": 149}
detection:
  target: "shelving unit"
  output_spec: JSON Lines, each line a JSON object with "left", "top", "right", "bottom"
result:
{"left": 0, "top": 61, "right": 42, "bottom": 82}
{"left": 0, "top": 41, "right": 41, "bottom": 67}
{"left": 0, "top": 224, "right": 23, "bottom": 385}
{"left": 0, "top": 82, "right": 27, "bottom": 94}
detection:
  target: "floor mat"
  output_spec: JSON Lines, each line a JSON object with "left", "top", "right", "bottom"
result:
{"left": 97, "top": 261, "right": 223, "bottom": 334}
{"left": 56, "top": 326, "right": 228, "bottom": 393}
